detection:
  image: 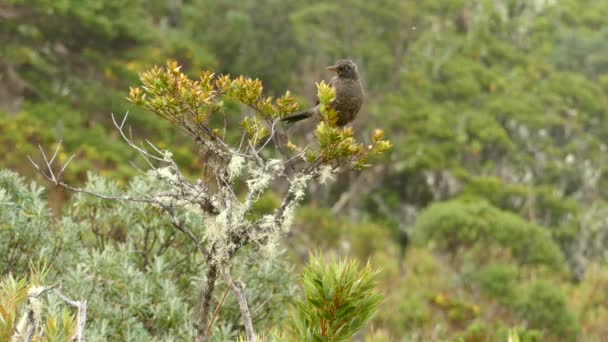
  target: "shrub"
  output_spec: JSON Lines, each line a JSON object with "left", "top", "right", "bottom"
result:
{"left": 516, "top": 281, "right": 578, "bottom": 340}
{"left": 413, "top": 199, "right": 566, "bottom": 271}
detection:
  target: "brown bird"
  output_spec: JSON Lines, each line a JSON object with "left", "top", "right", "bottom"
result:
{"left": 281, "top": 59, "right": 363, "bottom": 126}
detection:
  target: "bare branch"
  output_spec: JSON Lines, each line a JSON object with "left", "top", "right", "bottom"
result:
{"left": 111, "top": 113, "right": 168, "bottom": 164}
{"left": 117, "top": 110, "right": 129, "bottom": 130}
{"left": 57, "top": 153, "right": 76, "bottom": 181}
{"left": 12, "top": 286, "right": 86, "bottom": 342}
{"left": 274, "top": 191, "right": 295, "bottom": 227}
{"left": 223, "top": 271, "right": 256, "bottom": 342}
{"left": 145, "top": 139, "right": 164, "bottom": 156}
{"left": 159, "top": 203, "right": 208, "bottom": 258}
{"left": 128, "top": 160, "right": 148, "bottom": 175}
{"left": 273, "top": 161, "right": 323, "bottom": 226}
{"left": 19, "top": 286, "right": 53, "bottom": 342}
{"left": 53, "top": 289, "right": 87, "bottom": 342}
{"left": 38, "top": 144, "right": 56, "bottom": 182}
{"left": 47, "top": 140, "right": 62, "bottom": 166}
{"left": 29, "top": 154, "right": 157, "bottom": 203}
{"left": 238, "top": 131, "right": 247, "bottom": 152}
{"left": 255, "top": 120, "right": 277, "bottom": 154}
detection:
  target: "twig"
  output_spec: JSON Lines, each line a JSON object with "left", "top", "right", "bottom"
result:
{"left": 12, "top": 287, "right": 86, "bottom": 342}
{"left": 205, "top": 278, "right": 233, "bottom": 337}
{"left": 255, "top": 121, "right": 277, "bottom": 154}
{"left": 110, "top": 112, "right": 170, "bottom": 164}
{"left": 223, "top": 271, "right": 256, "bottom": 342}
{"left": 57, "top": 153, "right": 76, "bottom": 181}
{"left": 28, "top": 154, "right": 157, "bottom": 204}
{"left": 251, "top": 298, "right": 270, "bottom": 317}
{"left": 53, "top": 289, "right": 87, "bottom": 342}
{"left": 160, "top": 203, "right": 209, "bottom": 258}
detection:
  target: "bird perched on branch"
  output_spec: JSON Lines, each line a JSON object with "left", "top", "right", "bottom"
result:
{"left": 281, "top": 59, "right": 363, "bottom": 127}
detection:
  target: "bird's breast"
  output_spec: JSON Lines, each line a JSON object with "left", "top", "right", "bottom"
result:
{"left": 334, "top": 80, "right": 363, "bottom": 103}
{"left": 330, "top": 78, "right": 363, "bottom": 126}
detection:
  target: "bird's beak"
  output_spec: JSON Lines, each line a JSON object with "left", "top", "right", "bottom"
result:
{"left": 327, "top": 65, "right": 338, "bottom": 72}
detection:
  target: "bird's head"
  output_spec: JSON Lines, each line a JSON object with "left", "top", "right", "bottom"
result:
{"left": 327, "top": 59, "right": 359, "bottom": 80}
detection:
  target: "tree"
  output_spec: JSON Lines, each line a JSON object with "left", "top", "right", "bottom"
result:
{"left": 27, "top": 60, "right": 390, "bottom": 341}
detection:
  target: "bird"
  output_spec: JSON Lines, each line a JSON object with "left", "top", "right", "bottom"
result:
{"left": 281, "top": 59, "right": 363, "bottom": 127}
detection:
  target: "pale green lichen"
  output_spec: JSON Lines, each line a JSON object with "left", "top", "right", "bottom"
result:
{"left": 318, "top": 165, "right": 334, "bottom": 184}
{"left": 162, "top": 150, "right": 173, "bottom": 161}
{"left": 228, "top": 155, "right": 246, "bottom": 181}
{"left": 266, "top": 159, "right": 285, "bottom": 174}
{"left": 146, "top": 147, "right": 317, "bottom": 265}
{"left": 13, "top": 285, "right": 46, "bottom": 338}
{"left": 246, "top": 166, "right": 272, "bottom": 194}
{"left": 289, "top": 174, "right": 313, "bottom": 201}
{"left": 251, "top": 214, "right": 281, "bottom": 256}
{"left": 203, "top": 197, "right": 248, "bottom": 263}
{"left": 281, "top": 205, "right": 296, "bottom": 232}
{"left": 29, "top": 287, "right": 44, "bottom": 326}
{"left": 149, "top": 166, "right": 179, "bottom": 183}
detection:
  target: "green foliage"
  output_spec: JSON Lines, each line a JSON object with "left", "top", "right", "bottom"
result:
{"left": 0, "top": 170, "right": 384, "bottom": 340}
{"left": 475, "top": 264, "right": 518, "bottom": 304}
{"left": 1, "top": 0, "right": 152, "bottom": 103}
{"left": 413, "top": 199, "right": 566, "bottom": 271}
{"left": 506, "top": 328, "right": 544, "bottom": 342}
{"left": 182, "top": 0, "right": 304, "bottom": 91}
{"left": 129, "top": 60, "right": 300, "bottom": 125}
{"left": 516, "top": 281, "right": 578, "bottom": 340}
{"left": 0, "top": 169, "right": 72, "bottom": 276}
{"left": 289, "top": 253, "right": 382, "bottom": 341}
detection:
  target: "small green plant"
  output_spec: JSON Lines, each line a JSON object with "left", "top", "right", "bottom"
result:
{"left": 289, "top": 253, "right": 382, "bottom": 341}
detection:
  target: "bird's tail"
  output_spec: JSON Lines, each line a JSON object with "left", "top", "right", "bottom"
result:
{"left": 280, "top": 110, "right": 313, "bottom": 124}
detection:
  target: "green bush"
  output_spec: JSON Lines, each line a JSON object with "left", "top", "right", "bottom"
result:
{"left": 516, "top": 281, "right": 578, "bottom": 340}
{"left": 0, "top": 169, "right": 77, "bottom": 276}
{"left": 475, "top": 264, "right": 518, "bottom": 304}
{"left": 413, "top": 199, "right": 566, "bottom": 271}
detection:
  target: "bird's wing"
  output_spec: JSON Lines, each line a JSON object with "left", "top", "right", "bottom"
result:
{"left": 315, "top": 76, "right": 338, "bottom": 106}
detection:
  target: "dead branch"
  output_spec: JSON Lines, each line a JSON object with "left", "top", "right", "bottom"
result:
{"left": 223, "top": 271, "right": 256, "bottom": 342}
{"left": 11, "top": 286, "right": 86, "bottom": 342}
{"left": 28, "top": 152, "right": 156, "bottom": 204}
{"left": 53, "top": 289, "right": 87, "bottom": 342}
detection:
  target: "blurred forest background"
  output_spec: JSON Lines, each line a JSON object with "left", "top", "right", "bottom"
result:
{"left": 2, "top": 0, "right": 608, "bottom": 340}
